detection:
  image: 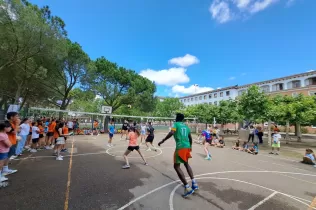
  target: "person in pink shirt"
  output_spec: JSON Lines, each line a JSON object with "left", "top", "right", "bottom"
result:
{"left": 122, "top": 127, "right": 148, "bottom": 169}
{"left": 0, "top": 121, "right": 13, "bottom": 182}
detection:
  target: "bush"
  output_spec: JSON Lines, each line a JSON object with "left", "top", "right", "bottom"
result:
{"left": 301, "top": 127, "right": 308, "bottom": 134}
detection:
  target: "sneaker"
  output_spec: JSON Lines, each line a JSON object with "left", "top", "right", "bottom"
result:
{"left": 45, "top": 146, "right": 51, "bottom": 150}
{"left": 144, "top": 162, "right": 149, "bottom": 166}
{"left": 51, "top": 145, "right": 55, "bottom": 149}
{"left": 313, "top": 165, "right": 316, "bottom": 168}
{"left": 61, "top": 149, "right": 68, "bottom": 152}
{"left": 2, "top": 169, "right": 18, "bottom": 176}
{"left": 152, "top": 148, "right": 157, "bottom": 152}
{"left": 56, "top": 156, "right": 63, "bottom": 161}
{"left": 24, "top": 145, "right": 30, "bottom": 149}
{"left": 183, "top": 187, "right": 194, "bottom": 197}
{"left": 122, "top": 164, "right": 130, "bottom": 169}
{"left": 107, "top": 144, "right": 111, "bottom": 147}
{"left": 192, "top": 183, "right": 199, "bottom": 191}
{"left": 10, "top": 155, "right": 17, "bottom": 160}
{"left": 146, "top": 148, "right": 152, "bottom": 151}
{"left": 30, "top": 149, "right": 37, "bottom": 153}
{"left": 0, "top": 176, "right": 8, "bottom": 182}
{"left": 205, "top": 156, "right": 211, "bottom": 160}
{"left": 269, "top": 152, "right": 274, "bottom": 154}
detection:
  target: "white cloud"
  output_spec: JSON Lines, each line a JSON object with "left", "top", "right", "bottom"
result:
{"left": 307, "top": 70, "right": 316, "bottom": 72}
{"left": 235, "top": 0, "right": 252, "bottom": 9}
{"left": 229, "top": 76, "right": 236, "bottom": 80}
{"left": 209, "top": 0, "right": 291, "bottom": 23}
{"left": 168, "top": 54, "right": 199, "bottom": 67}
{"left": 249, "top": 0, "right": 278, "bottom": 13}
{"left": 139, "top": 67, "right": 189, "bottom": 86}
{"left": 172, "top": 85, "right": 213, "bottom": 95}
{"left": 209, "top": 0, "right": 232, "bottom": 23}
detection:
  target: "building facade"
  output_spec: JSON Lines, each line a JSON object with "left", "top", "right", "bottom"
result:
{"left": 179, "top": 71, "right": 316, "bottom": 106}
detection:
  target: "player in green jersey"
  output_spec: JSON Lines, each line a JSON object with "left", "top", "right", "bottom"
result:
{"left": 158, "top": 113, "right": 198, "bottom": 197}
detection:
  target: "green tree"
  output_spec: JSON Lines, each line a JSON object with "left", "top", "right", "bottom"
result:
{"left": 154, "top": 98, "right": 184, "bottom": 117}
{"left": 217, "top": 100, "right": 241, "bottom": 127}
{"left": 82, "top": 57, "right": 156, "bottom": 113}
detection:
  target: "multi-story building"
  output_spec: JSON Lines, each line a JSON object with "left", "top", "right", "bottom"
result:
{"left": 179, "top": 71, "right": 316, "bottom": 106}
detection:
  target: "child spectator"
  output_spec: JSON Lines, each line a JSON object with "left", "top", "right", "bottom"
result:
{"left": 301, "top": 149, "right": 316, "bottom": 166}
{"left": 240, "top": 142, "right": 248, "bottom": 151}
{"left": 216, "top": 136, "right": 225, "bottom": 148}
{"left": 247, "top": 143, "right": 259, "bottom": 155}
{"left": 270, "top": 130, "right": 281, "bottom": 155}
{"left": 232, "top": 138, "right": 240, "bottom": 150}
{"left": 0, "top": 122, "right": 13, "bottom": 182}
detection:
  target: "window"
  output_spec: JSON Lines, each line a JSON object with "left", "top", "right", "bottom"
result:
{"left": 204, "top": 95, "right": 206, "bottom": 100}
{"left": 184, "top": 99, "right": 186, "bottom": 102}
{"left": 195, "top": 97, "right": 197, "bottom": 101}
{"left": 199, "top": 96, "right": 202, "bottom": 100}
{"left": 292, "top": 80, "right": 301, "bottom": 88}
{"left": 214, "top": 93, "right": 217, "bottom": 98}
{"left": 209, "top": 94, "right": 212, "bottom": 99}
{"left": 214, "top": 101, "right": 218, "bottom": 106}
{"left": 275, "top": 83, "right": 284, "bottom": 91}
{"left": 191, "top": 98, "right": 193, "bottom": 101}
{"left": 238, "top": 90, "right": 246, "bottom": 96}
{"left": 226, "top": 91, "right": 230, "bottom": 96}
{"left": 220, "top": 92, "right": 223, "bottom": 97}
{"left": 306, "top": 77, "right": 316, "bottom": 86}
{"left": 260, "top": 85, "right": 270, "bottom": 93}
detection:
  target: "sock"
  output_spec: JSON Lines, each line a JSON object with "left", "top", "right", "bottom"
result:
{"left": 206, "top": 153, "right": 210, "bottom": 158}
{"left": 3, "top": 166, "right": 8, "bottom": 171}
{"left": 192, "top": 179, "right": 196, "bottom": 184}
{"left": 185, "top": 184, "right": 190, "bottom": 189}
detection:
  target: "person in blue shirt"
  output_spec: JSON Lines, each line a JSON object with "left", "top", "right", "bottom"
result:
{"left": 108, "top": 120, "right": 115, "bottom": 147}
{"left": 203, "top": 130, "right": 212, "bottom": 160}
{"left": 247, "top": 143, "right": 259, "bottom": 155}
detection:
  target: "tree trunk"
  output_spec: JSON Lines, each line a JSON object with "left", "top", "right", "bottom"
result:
{"left": 296, "top": 122, "right": 302, "bottom": 142}
{"left": 14, "top": 85, "right": 22, "bottom": 104}
{"left": 285, "top": 120, "right": 290, "bottom": 144}
{"left": 268, "top": 120, "right": 272, "bottom": 146}
{"left": 295, "top": 124, "right": 298, "bottom": 136}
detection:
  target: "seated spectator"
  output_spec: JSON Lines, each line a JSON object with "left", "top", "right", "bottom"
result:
{"left": 301, "top": 149, "right": 316, "bottom": 165}
{"left": 247, "top": 143, "right": 259, "bottom": 155}
{"left": 232, "top": 138, "right": 240, "bottom": 150}
{"left": 239, "top": 142, "right": 248, "bottom": 151}
{"left": 216, "top": 136, "right": 225, "bottom": 148}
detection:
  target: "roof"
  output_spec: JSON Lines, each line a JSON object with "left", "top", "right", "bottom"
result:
{"left": 179, "top": 85, "right": 238, "bottom": 99}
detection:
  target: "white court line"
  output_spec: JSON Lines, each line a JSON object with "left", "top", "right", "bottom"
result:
{"left": 117, "top": 171, "right": 316, "bottom": 210}
{"left": 248, "top": 192, "right": 278, "bottom": 210}
{"left": 169, "top": 177, "right": 314, "bottom": 210}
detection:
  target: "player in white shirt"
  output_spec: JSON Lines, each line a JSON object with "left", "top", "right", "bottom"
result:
{"left": 140, "top": 123, "right": 147, "bottom": 144}
{"left": 30, "top": 122, "right": 40, "bottom": 153}
{"left": 270, "top": 130, "right": 281, "bottom": 155}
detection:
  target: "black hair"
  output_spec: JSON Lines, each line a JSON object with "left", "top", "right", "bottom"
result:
{"left": 148, "top": 122, "right": 152, "bottom": 125}
{"left": 32, "top": 122, "right": 36, "bottom": 126}
{"left": 20, "top": 118, "right": 28, "bottom": 125}
{"left": 133, "top": 122, "right": 136, "bottom": 126}
{"left": 7, "top": 112, "right": 18, "bottom": 120}
{"left": 0, "top": 121, "right": 12, "bottom": 132}
{"left": 175, "top": 113, "right": 184, "bottom": 122}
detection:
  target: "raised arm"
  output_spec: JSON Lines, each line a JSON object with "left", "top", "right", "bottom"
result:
{"left": 158, "top": 130, "right": 174, "bottom": 146}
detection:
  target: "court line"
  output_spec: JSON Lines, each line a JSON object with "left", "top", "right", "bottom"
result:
{"left": 169, "top": 177, "right": 313, "bottom": 210}
{"left": 309, "top": 197, "right": 316, "bottom": 210}
{"left": 64, "top": 136, "right": 75, "bottom": 210}
{"left": 117, "top": 171, "right": 316, "bottom": 210}
{"left": 248, "top": 192, "right": 278, "bottom": 210}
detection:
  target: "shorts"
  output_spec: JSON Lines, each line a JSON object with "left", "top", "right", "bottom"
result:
{"left": 174, "top": 148, "right": 192, "bottom": 164}
{"left": 39, "top": 134, "right": 44, "bottom": 138}
{"left": 146, "top": 135, "right": 154, "bottom": 143}
{"left": 109, "top": 133, "right": 114, "bottom": 138}
{"left": 272, "top": 142, "right": 280, "bottom": 148}
{"left": 8, "top": 145, "right": 16, "bottom": 158}
{"left": 128, "top": 146, "right": 140, "bottom": 151}
{"left": 205, "top": 139, "right": 212, "bottom": 144}
{"left": 32, "top": 138, "right": 39, "bottom": 143}
{"left": 28, "top": 132, "right": 32, "bottom": 136}
{"left": 212, "top": 134, "right": 216, "bottom": 137}
{"left": 47, "top": 132, "right": 54, "bottom": 137}
{"left": 0, "top": 152, "right": 8, "bottom": 160}
{"left": 122, "top": 127, "right": 128, "bottom": 131}
{"left": 141, "top": 131, "right": 146, "bottom": 135}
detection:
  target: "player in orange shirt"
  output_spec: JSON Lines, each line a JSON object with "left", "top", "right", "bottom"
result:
{"left": 53, "top": 120, "right": 60, "bottom": 155}
{"left": 37, "top": 120, "right": 45, "bottom": 150}
{"left": 61, "top": 124, "right": 69, "bottom": 152}
{"left": 46, "top": 119, "right": 56, "bottom": 149}
{"left": 93, "top": 120, "right": 99, "bottom": 135}
{"left": 3, "top": 112, "right": 19, "bottom": 176}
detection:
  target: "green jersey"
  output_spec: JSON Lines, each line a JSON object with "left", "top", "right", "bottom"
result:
{"left": 172, "top": 122, "right": 191, "bottom": 149}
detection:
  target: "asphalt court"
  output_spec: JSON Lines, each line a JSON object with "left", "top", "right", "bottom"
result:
{"left": 1, "top": 133, "right": 315, "bottom": 210}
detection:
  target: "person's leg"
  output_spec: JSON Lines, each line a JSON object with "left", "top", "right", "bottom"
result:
{"left": 174, "top": 163, "right": 188, "bottom": 186}
{"left": 0, "top": 158, "right": 7, "bottom": 182}
{"left": 136, "top": 149, "right": 147, "bottom": 164}
{"left": 123, "top": 149, "right": 131, "bottom": 167}
{"left": 3, "top": 146, "right": 17, "bottom": 175}
{"left": 248, "top": 134, "right": 251, "bottom": 142}
{"left": 183, "top": 163, "right": 194, "bottom": 180}
{"left": 251, "top": 134, "right": 254, "bottom": 142}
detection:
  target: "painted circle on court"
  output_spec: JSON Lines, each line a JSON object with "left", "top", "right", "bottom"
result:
{"left": 106, "top": 145, "right": 163, "bottom": 159}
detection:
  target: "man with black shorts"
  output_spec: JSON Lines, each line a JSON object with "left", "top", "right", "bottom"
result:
{"left": 145, "top": 122, "right": 157, "bottom": 152}
{"left": 121, "top": 120, "right": 129, "bottom": 140}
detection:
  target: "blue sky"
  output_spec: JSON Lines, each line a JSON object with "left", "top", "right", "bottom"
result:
{"left": 31, "top": 0, "right": 316, "bottom": 97}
